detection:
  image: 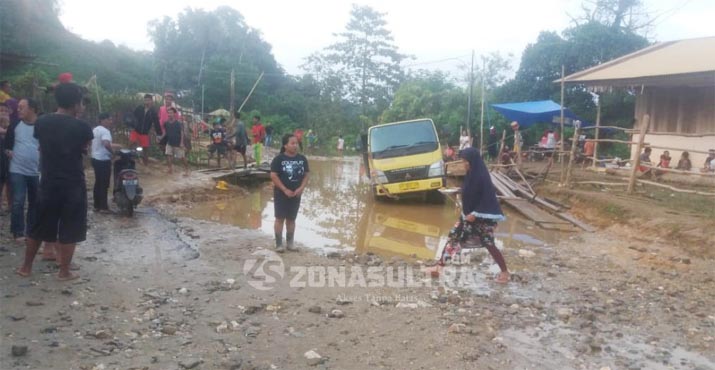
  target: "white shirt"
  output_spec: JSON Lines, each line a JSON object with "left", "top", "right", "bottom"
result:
{"left": 91, "top": 125, "right": 113, "bottom": 161}
{"left": 337, "top": 138, "right": 344, "bottom": 150}
{"left": 545, "top": 132, "right": 557, "bottom": 149}
{"left": 459, "top": 135, "right": 471, "bottom": 150}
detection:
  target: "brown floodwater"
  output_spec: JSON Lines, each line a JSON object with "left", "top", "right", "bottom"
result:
{"left": 183, "top": 157, "right": 560, "bottom": 259}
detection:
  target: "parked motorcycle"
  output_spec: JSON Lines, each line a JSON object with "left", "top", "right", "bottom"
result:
{"left": 113, "top": 148, "right": 143, "bottom": 217}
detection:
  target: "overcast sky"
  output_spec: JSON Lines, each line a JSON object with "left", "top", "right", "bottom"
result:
{"left": 58, "top": 0, "right": 713, "bottom": 76}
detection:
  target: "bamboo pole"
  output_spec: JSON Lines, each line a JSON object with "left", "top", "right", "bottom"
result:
{"left": 645, "top": 132, "right": 715, "bottom": 137}
{"left": 92, "top": 74, "right": 102, "bottom": 112}
{"left": 508, "top": 157, "right": 536, "bottom": 197}
{"left": 637, "top": 163, "right": 715, "bottom": 177}
{"left": 588, "top": 139, "right": 643, "bottom": 145}
{"left": 237, "top": 72, "right": 265, "bottom": 114}
{"left": 564, "top": 122, "right": 580, "bottom": 186}
{"left": 627, "top": 114, "right": 650, "bottom": 194}
{"left": 573, "top": 181, "right": 629, "bottom": 186}
{"left": 229, "top": 69, "right": 235, "bottom": 113}
{"left": 637, "top": 179, "right": 715, "bottom": 197}
{"left": 498, "top": 129, "right": 506, "bottom": 162}
{"left": 467, "top": 51, "right": 474, "bottom": 142}
{"left": 592, "top": 101, "right": 601, "bottom": 169}
{"left": 479, "top": 58, "right": 485, "bottom": 156}
{"left": 640, "top": 146, "right": 714, "bottom": 156}
{"left": 581, "top": 126, "right": 636, "bottom": 132}
{"left": 515, "top": 127, "right": 522, "bottom": 167}
{"left": 559, "top": 65, "right": 565, "bottom": 179}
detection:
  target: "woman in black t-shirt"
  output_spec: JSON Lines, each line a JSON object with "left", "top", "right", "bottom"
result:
{"left": 270, "top": 134, "right": 309, "bottom": 253}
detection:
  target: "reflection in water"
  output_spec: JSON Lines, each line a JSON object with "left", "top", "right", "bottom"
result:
{"left": 184, "top": 158, "right": 560, "bottom": 257}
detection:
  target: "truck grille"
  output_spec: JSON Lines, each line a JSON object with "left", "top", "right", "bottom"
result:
{"left": 385, "top": 166, "right": 430, "bottom": 182}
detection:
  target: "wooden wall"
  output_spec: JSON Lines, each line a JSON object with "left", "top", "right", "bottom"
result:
{"left": 635, "top": 86, "right": 715, "bottom": 134}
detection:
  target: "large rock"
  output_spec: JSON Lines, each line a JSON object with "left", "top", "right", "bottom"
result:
{"left": 304, "top": 350, "right": 324, "bottom": 366}
{"left": 11, "top": 345, "right": 28, "bottom": 357}
{"left": 179, "top": 359, "right": 202, "bottom": 369}
{"left": 448, "top": 324, "right": 467, "bottom": 334}
{"left": 308, "top": 306, "right": 322, "bottom": 314}
{"left": 328, "top": 309, "right": 344, "bottom": 318}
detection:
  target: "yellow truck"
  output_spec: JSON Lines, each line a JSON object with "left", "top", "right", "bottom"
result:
{"left": 364, "top": 118, "right": 445, "bottom": 200}
{"left": 355, "top": 200, "right": 449, "bottom": 260}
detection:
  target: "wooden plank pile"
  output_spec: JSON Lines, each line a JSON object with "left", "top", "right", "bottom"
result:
{"left": 490, "top": 169, "right": 595, "bottom": 232}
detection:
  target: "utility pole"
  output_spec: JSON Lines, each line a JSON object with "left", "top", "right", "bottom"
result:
{"left": 230, "top": 69, "right": 235, "bottom": 113}
{"left": 559, "top": 65, "right": 566, "bottom": 184}
{"left": 479, "top": 58, "right": 485, "bottom": 155}
{"left": 201, "top": 84, "right": 205, "bottom": 118}
{"left": 466, "top": 50, "right": 474, "bottom": 139}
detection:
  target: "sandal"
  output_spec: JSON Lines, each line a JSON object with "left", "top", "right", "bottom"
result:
{"left": 15, "top": 268, "right": 31, "bottom": 278}
{"left": 57, "top": 272, "right": 80, "bottom": 281}
{"left": 494, "top": 272, "right": 510, "bottom": 284}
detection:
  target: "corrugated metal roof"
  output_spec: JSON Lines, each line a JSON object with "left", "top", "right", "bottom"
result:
{"left": 558, "top": 36, "right": 715, "bottom": 86}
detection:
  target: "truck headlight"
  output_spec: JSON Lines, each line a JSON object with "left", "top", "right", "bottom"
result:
{"left": 372, "top": 169, "right": 388, "bottom": 184}
{"left": 428, "top": 160, "right": 444, "bottom": 177}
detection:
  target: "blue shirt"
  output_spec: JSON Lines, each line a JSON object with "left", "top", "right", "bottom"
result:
{"left": 9, "top": 121, "right": 40, "bottom": 176}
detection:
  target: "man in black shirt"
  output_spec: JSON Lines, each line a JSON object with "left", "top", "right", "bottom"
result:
{"left": 16, "top": 83, "right": 94, "bottom": 281}
{"left": 164, "top": 107, "right": 189, "bottom": 175}
{"left": 487, "top": 126, "right": 498, "bottom": 161}
{"left": 131, "top": 94, "right": 160, "bottom": 165}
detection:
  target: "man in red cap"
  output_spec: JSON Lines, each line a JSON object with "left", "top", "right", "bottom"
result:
{"left": 58, "top": 72, "right": 73, "bottom": 84}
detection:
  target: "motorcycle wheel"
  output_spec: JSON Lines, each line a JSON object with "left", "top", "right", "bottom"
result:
{"left": 127, "top": 202, "right": 134, "bottom": 217}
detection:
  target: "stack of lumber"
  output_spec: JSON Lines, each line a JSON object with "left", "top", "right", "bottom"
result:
{"left": 489, "top": 170, "right": 595, "bottom": 232}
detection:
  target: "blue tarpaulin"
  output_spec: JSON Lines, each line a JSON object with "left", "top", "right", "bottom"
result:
{"left": 491, "top": 100, "right": 590, "bottom": 128}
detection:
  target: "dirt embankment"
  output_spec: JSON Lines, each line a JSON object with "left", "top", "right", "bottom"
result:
{"left": 539, "top": 185, "right": 715, "bottom": 259}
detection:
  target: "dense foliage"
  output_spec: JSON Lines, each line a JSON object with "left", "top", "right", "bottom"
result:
{"left": 1, "top": 0, "right": 650, "bottom": 154}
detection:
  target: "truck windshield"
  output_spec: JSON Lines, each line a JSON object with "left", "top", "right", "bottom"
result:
{"left": 370, "top": 120, "right": 438, "bottom": 159}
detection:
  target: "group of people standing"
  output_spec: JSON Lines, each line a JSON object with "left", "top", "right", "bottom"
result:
{"left": 1, "top": 82, "right": 95, "bottom": 281}
{"left": 130, "top": 92, "right": 188, "bottom": 175}
{"left": 2, "top": 79, "right": 509, "bottom": 285}
{"left": 203, "top": 110, "right": 269, "bottom": 169}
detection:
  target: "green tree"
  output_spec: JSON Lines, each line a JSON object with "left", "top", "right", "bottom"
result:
{"left": 569, "top": 0, "right": 653, "bottom": 33}
{"left": 494, "top": 21, "right": 649, "bottom": 126}
{"left": 302, "top": 5, "right": 408, "bottom": 124}
{"left": 381, "top": 71, "right": 469, "bottom": 144}
{"left": 148, "top": 7, "right": 282, "bottom": 114}
{"left": 1, "top": 0, "right": 154, "bottom": 91}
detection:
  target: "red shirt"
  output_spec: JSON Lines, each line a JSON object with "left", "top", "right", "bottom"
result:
{"left": 584, "top": 140, "right": 595, "bottom": 156}
{"left": 294, "top": 129, "right": 304, "bottom": 141}
{"left": 252, "top": 123, "right": 266, "bottom": 144}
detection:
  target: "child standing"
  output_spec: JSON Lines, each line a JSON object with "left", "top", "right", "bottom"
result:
{"left": 208, "top": 120, "right": 227, "bottom": 167}
{"left": 337, "top": 135, "right": 344, "bottom": 156}
{"left": 676, "top": 151, "right": 692, "bottom": 171}
{"left": 270, "top": 134, "right": 309, "bottom": 253}
{"left": 163, "top": 107, "right": 189, "bottom": 175}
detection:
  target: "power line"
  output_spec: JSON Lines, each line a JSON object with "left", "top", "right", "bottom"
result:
{"left": 403, "top": 54, "right": 472, "bottom": 68}
{"left": 649, "top": 0, "right": 693, "bottom": 28}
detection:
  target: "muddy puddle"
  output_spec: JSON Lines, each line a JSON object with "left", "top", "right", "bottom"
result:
{"left": 182, "top": 158, "right": 561, "bottom": 260}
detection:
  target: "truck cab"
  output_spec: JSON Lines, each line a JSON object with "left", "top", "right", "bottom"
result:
{"left": 365, "top": 118, "right": 445, "bottom": 200}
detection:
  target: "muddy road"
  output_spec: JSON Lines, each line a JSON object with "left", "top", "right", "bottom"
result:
{"left": 180, "top": 158, "right": 559, "bottom": 259}
{"left": 1, "top": 157, "right": 714, "bottom": 370}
